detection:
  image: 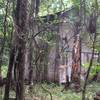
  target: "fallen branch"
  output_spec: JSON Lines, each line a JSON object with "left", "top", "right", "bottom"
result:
{"left": 41, "top": 84, "right": 53, "bottom": 100}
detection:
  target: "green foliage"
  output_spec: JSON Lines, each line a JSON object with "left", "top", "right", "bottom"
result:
{"left": 1, "top": 65, "right": 7, "bottom": 78}
{"left": 82, "top": 62, "right": 100, "bottom": 76}
{"left": 71, "top": 0, "right": 80, "bottom": 10}
{"left": 39, "top": 0, "right": 73, "bottom": 16}
{"left": 82, "top": 63, "right": 90, "bottom": 69}
{"left": 90, "top": 63, "right": 100, "bottom": 75}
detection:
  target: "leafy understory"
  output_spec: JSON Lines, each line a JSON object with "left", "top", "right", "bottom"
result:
{"left": 24, "top": 82, "right": 100, "bottom": 100}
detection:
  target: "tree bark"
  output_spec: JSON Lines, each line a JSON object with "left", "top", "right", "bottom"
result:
{"left": 3, "top": 0, "right": 28, "bottom": 100}
{"left": 3, "top": 47, "right": 15, "bottom": 100}
{"left": 14, "top": 0, "right": 28, "bottom": 100}
{"left": 28, "top": 40, "right": 33, "bottom": 84}
{"left": 72, "top": 34, "right": 81, "bottom": 83}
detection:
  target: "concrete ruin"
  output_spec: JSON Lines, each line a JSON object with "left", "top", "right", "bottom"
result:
{"left": 24, "top": 7, "right": 99, "bottom": 83}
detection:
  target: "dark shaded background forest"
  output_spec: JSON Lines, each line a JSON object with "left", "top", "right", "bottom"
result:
{"left": 0, "top": 0, "right": 100, "bottom": 100}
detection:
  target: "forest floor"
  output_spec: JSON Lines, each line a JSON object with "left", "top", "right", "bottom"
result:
{"left": 0, "top": 82, "right": 100, "bottom": 100}
{"left": 24, "top": 82, "right": 100, "bottom": 100}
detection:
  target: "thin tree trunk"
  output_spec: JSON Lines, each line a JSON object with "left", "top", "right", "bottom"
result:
{"left": 28, "top": 40, "right": 33, "bottom": 84}
{"left": 82, "top": 0, "right": 98, "bottom": 99}
{"left": 27, "top": 0, "right": 40, "bottom": 84}
{"left": 3, "top": 47, "right": 15, "bottom": 100}
{"left": 82, "top": 32, "right": 97, "bottom": 100}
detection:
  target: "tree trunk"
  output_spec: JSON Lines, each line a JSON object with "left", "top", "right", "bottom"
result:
{"left": 3, "top": 0, "right": 28, "bottom": 100}
{"left": 14, "top": 0, "right": 28, "bottom": 100}
{"left": 16, "top": 41, "right": 25, "bottom": 100}
{"left": 27, "top": 0, "right": 40, "bottom": 83}
{"left": 3, "top": 47, "right": 15, "bottom": 100}
{"left": 72, "top": 34, "right": 81, "bottom": 83}
{"left": 28, "top": 40, "right": 33, "bottom": 84}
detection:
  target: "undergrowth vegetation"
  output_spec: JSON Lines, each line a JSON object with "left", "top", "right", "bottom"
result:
{"left": 24, "top": 82, "right": 100, "bottom": 100}
{"left": 0, "top": 81, "right": 100, "bottom": 100}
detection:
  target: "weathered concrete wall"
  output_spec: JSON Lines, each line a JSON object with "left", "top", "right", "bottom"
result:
{"left": 47, "top": 46, "right": 58, "bottom": 82}
{"left": 47, "top": 20, "right": 98, "bottom": 82}
{"left": 23, "top": 14, "right": 98, "bottom": 83}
